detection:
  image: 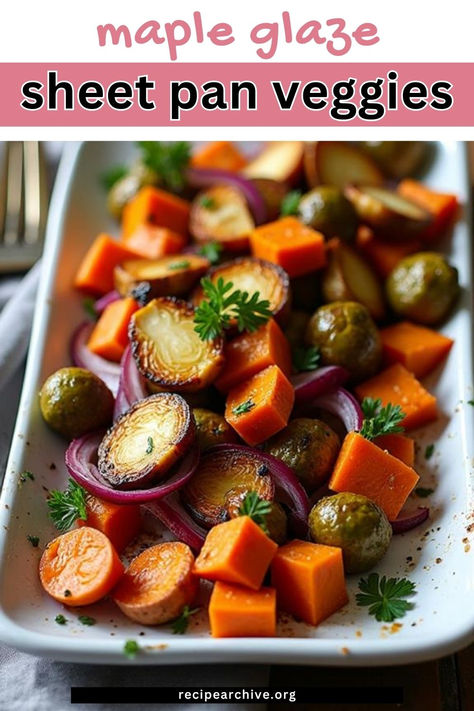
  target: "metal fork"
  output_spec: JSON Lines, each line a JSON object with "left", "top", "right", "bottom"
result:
{"left": 0, "top": 142, "right": 48, "bottom": 273}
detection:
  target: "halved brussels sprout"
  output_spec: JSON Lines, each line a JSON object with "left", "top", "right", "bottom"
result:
{"left": 190, "top": 185, "right": 255, "bottom": 252}
{"left": 130, "top": 297, "right": 224, "bottom": 392}
{"left": 193, "top": 408, "right": 238, "bottom": 451}
{"left": 303, "top": 142, "right": 384, "bottom": 189}
{"left": 98, "top": 393, "right": 194, "bottom": 489}
{"left": 181, "top": 447, "right": 275, "bottom": 528}
{"left": 358, "top": 141, "right": 429, "bottom": 180}
{"left": 114, "top": 254, "right": 209, "bottom": 300}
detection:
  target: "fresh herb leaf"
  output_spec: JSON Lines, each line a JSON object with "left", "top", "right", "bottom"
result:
{"left": 359, "top": 398, "right": 405, "bottom": 441}
{"left": 415, "top": 487, "right": 434, "bottom": 498}
{"left": 200, "top": 195, "right": 216, "bottom": 209}
{"left": 356, "top": 573, "right": 416, "bottom": 623}
{"left": 172, "top": 606, "right": 200, "bottom": 635}
{"left": 198, "top": 241, "right": 222, "bottom": 265}
{"left": 123, "top": 640, "right": 140, "bottom": 659}
{"left": 64, "top": 589, "right": 72, "bottom": 598}
{"left": 146, "top": 437, "right": 154, "bottom": 455}
{"left": 138, "top": 141, "right": 191, "bottom": 192}
{"left": 168, "top": 260, "right": 190, "bottom": 271}
{"left": 48, "top": 479, "right": 88, "bottom": 532}
{"left": 467, "top": 400, "right": 474, "bottom": 406}
{"left": 27, "top": 535, "right": 39, "bottom": 548}
{"left": 101, "top": 165, "right": 128, "bottom": 191}
{"left": 424, "top": 444, "right": 435, "bottom": 460}
{"left": 232, "top": 399, "right": 255, "bottom": 416}
{"left": 238, "top": 491, "right": 272, "bottom": 534}
{"left": 292, "top": 345, "right": 320, "bottom": 373}
{"left": 19, "top": 470, "right": 35, "bottom": 485}
{"left": 55, "top": 614, "right": 67, "bottom": 625}
{"left": 82, "top": 297, "right": 97, "bottom": 321}
{"left": 280, "top": 190, "right": 302, "bottom": 216}
{"left": 78, "top": 615, "right": 96, "bottom": 626}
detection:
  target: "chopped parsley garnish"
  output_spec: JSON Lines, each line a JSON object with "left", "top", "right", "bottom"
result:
{"left": 415, "top": 487, "right": 434, "bottom": 498}
{"left": 238, "top": 491, "right": 271, "bottom": 534}
{"left": 232, "top": 399, "right": 255, "bottom": 417}
{"left": 19, "top": 470, "right": 35, "bottom": 485}
{"left": 280, "top": 190, "right": 302, "bottom": 216}
{"left": 359, "top": 398, "right": 405, "bottom": 441}
{"left": 123, "top": 640, "right": 140, "bottom": 659}
{"left": 467, "top": 400, "right": 474, "bottom": 406}
{"left": 55, "top": 614, "right": 67, "bottom": 625}
{"left": 146, "top": 436, "right": 154, "bottom": 454}
{"left": 101, "top": 165, "right": 128, "bottom": 191}
{"left": 27, "top": 535, "right": 39, "bottom": 548}
{"left": 171, "top": 606, "right": 200, "bottom": 635}
{"left": 292, "top": 345, "right": 320, "bottom": 373}
{"left": 198, "top": 241, "right": 223, "bottom": 265}
{"left": 424, "top": 444, "right": 435, "bottom": 460}
{"left": 78, "top": 616, "right": 96, "bottom": 626}
{"left": 200, "top": 195, "right": 216, "bottom": 209}
{"left": 48, "top": 479, "right": 88, "bottom": 532}
{"left": 356, "top": 573, "right": 416, "bottom": 622}
{"left": 138, "top": 141, "right": 191, "bottom": 192}
{"left": 168, "top": 260, "right": 190, "bottom": 271}
{"left": 82, "top": 297, "right": 97, "bottom": 321}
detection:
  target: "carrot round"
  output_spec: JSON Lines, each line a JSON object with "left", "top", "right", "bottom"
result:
{"left": 113, "top": 542, "right": 198, "bottom": 625}
{"left": 39, "top": 526, "right": 124, "bottom": 606}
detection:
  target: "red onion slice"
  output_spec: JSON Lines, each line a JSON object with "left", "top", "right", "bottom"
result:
{"left": 70, "top": 322, "right": 121, "bottom": 395}
{"left": 65, "top": 431, "right": 200, "bottom": 504}
{"left": 186, "top": 167, "right": 267, "bottom": 224}
{"left": 391, "top": 507, "right": 430, "bottom": 534}
{"left": 292, "top": 366, "right": 349, "bottom": 407}
{"left": 144, "top": 494, "right": 206, "bottom": 551}
{"left": 94, "top": 290, "right": 120, "bottom": 314}
{"left": 311, "top": 387, "right": 364, "bottom": 432}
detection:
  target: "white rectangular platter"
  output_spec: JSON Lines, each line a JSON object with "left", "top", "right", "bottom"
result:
{"left": 0, "top": 141, "right": 473, "bottom": 665}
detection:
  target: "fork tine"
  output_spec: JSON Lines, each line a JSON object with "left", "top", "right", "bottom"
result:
{"left": 23, "top": 142, "right": 45, "bottom": 245}
{"left": 3, "top": 142, "right": 23, "bottom": 246}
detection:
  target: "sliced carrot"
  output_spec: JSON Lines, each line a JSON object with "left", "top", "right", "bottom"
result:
{"left": 87, "top": 297, "right": 138, "bottom": 362}
{"left": 380, "top": 321, "right": 454, "bottom": 378}
{"left": 77, "top": 495, "right": 142, "bottom": 552}
{"left": 356, "top": 225, "right": 421, "bottom": 279}
{"left": 122, "top": 186, "right": 190, "bottom": 239}
{"left": 191, "top": 141, "right": 247, "bottom": 172}
{"left": 74, "top": 234, "right": 142, "bottom": 296}
{"left": 329, "top": 432, "right": 419, "bottom": 521}
{"left": 373, "top": 433, "right": 415, "bottom": 467}
{"left": 271, "top": 540, "right": 348, "bottom": 626}
{"left": 208, "top": 581, "right": 276, "bottom": 638}
{"left": 39, "top": 526, "right": 124, "bottom": 606}
{"left": 398, "top": 179, "right": 459, "bottom": 241}
{"left": 193, "top": 515, "right": 278, "bottom": 591}
{"left": 225, "top": 365, "right": 295, "bottom": 446}
{"left": 355, "top": 363, "right": 438, "bottom": 431}
{"left": 113, "top": 542, "right": 198, "bottom": 625}
{"left": 122, "top": 224, "right": 186, "bottom": 259}
{"left": 215, "top": 319, "right": 292, "bottom": 393}
{"left": 250, "top": 216, "right": 326, "bottom": 277}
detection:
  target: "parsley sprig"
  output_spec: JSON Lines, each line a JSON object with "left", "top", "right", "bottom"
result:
{"left": 138, "top": 141, "right": 191, "bottom": 192}
{"left": 47, "top": 479, "right": 87, "bottom": 532}
{"left": 232, "top": 399, "right": 255, "bottom": 417}
{"left": 356, "top": 573, "right": 416, "bottom": 622}
{"left": 194, "top": 277, "right": 272, "bottom": 341}
{"left": 292, "top": 345, "right": 320, "bottom": 373}
{"left": 280, "top": 190, "right": 302, "bottom": 216}
{"left": 101, "top": 165, "right": 128, "bottom": 191}
{"left": 359, "top": 398, "right": 405, "bottom": 441}
{"left": 238, "top": 491, "right": 271, "bottom": 534}
{"left": 198, "top": 241, "right": 223, "bottom": 265}
{"left": 172, "top": 606, "right": 200, "bottom": 635}
{"left": 123, "top": 640, "right": 140, "bottom": 659}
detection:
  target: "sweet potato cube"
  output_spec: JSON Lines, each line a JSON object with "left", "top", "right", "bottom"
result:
{"left": 329, "top": 432, "right": 419, "bottom": 521}
{"left": 122, "top": 186, "right": 190, "bottom": 239}
{"left": 216, "top": 319, "right": 292, "bottom": 393}
{"left": 88, "top": 297, "right": 138, "bottom": 362}
{"left": 122, "top": 225, "right": 186, "bottom": 259}
{"left": 271, "top": 540, "right": 348, "bottom": 626}
{"left": 191, "top": 141, "right": 247, "bottom": 172}
{"left": 208, "top": 581, "right": 276, "bottom": 638}
{"left": 397, "top": 179, "right": 459, "bottom": 241}
{"left": 74, "top": 234, "right": 142, "bottom": 295}
{"left": 250, "top": 217, "right": 326, "bottom": 277}
{"left": 356, "top": 226, "right": 421, "bottom": 278}
{"left": 380, "top": 321, "right": 453, "bottom": 378}
{"left": 225, "top": 365, "right": 294, "bottom": 446}
{"left": 374, "top": 433, "right": 415, "bottom": 467}
{"left": 77, "top": 496, "right": 142, "bottom": 552}
{"left": 355, "top": 363, "right": 438, "bottom": 431}
{"left": 193, "top": 516, "right": 278, "bottom": 591}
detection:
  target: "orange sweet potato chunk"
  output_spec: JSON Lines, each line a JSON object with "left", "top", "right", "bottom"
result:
{"left": 356, "top": 226, "right": 421, "bottom": 279}
{"left": 208, "top": 581, "right": 276, "bottom": 638}
{"left": 380, "top": 321, "right": 453, "bottom": 378}
{"left": 374, "top": 433, "right": 415, "bottom": 468}
{"left": 122, "top": 186, "right": 190, "bottom": 239}
{"left": 191, "top": 141, "right": 247, "bottom": 172}
{"left": 250, "top": 217, "right": 326, "bottom": 277}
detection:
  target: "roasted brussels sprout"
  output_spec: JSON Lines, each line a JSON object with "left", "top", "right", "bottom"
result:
{"left": 265, "top": 418, "right": 340, "bottom": 492}
{"left": 386, "top": 252, "right": 460, "bottom": 325}
{"left": 305, "top": 301, "right": 382, "bottom": 382}
{"left": 298, "top": 186, "right": 358, "bottom": 243}
{"left": 358, "top": 141, "right": 429, "bottom": 179}
{"left": 193, "top": 408, "right": 237, "bottom": 451}
{"left": 39, "top": 367, "right": 114, "bottom": 439}
{"left": 309, "top": 492, "right": 392, "bottom": 573}
{"left": 264, "top": 501, "right": 288, "bottom": 545}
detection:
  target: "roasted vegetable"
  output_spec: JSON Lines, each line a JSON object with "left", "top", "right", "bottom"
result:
{"left": 306, "top": 301, "right": 382, "bottom": 383}
{"left": 193, "top": 408, "right": 238, "bottom": 451}
{"left": 322, "top": 240, "right": 386, "bottom": 321}
{"left": 358, "top": 141, "right": 429, "bottom": 180}
{"left": 308, "top": 492, "right": 392, "bottom": 574}
{"left": 242, "top": 142, "right": 304, "bottom": 185}
{"left": 181, "top": 447, "right": 274, "bottom": 528}
{"left": 386, "top": 252, "right": 459, "bottom": 325}
{"left": 98, "top": 393, "right": 194, "bottom": 489}
{"left": 40, "top": 367, "right": 114, "bottom": 439}
{"left": 251, "top": 178, "right": 288, "bottom": 221}
{"left": 191, "top": 257, "right": 290, "bottom": 325}
{"left": 190, "top": 185, "right": 255, "bottom": 252}
{"left": 303, "top": 142, "right": 383, "bottom": 189}
{"left": 283, "top": 310, "right": 311, "bottom": 348}
{"left": 345, "top": 185, "right": 430, "bottom": 242}
{"left": 298, "top": 186, "right": 358, "bottom": 243}
{"left": 265, "top": 418, "right": 340, "bottom": 492}
{"left": 130, "top": 297, "right": 224, "bottom": 391}
{"left": 106, "top": 161, "right": 158, "bottom": 219}
{"left": 114, "top": 254, "right": 209, "bottom": 300}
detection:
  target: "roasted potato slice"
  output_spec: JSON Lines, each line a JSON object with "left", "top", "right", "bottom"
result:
{"left": 114, "top": 254, "right": 209, "bottom": 300}
{"left": 242, "top": 141, "right": 304, "bottom": 185}
{"left": 304, "top": 142, "right": 384, "bottom": 189}
{"left": 190, "top": 185, "right": 255, "bottom": 252}
{"left": 98, "top": 393, "right": 194, "bottom": 489}
{"left": 322, "top": 240, "right": 386, "bottom": 321}
{"left": 130, "top": 297, "right": 224, "bottom": 392}
{"left": 181, "top": 447, "right": 275, "bottom": 528}
{"left": 191, "top": 257, "right": 290, "bottom": 325}
{"left": 344, "top": 185, "right": 431, "bottom": 241}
